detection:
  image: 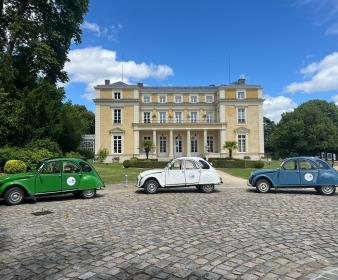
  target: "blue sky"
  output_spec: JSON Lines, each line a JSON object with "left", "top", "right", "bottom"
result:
{"left": 63, "top": 0, "right": 338, "bottom": 122}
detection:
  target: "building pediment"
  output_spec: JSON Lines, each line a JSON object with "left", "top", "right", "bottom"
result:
{"left": 109, "top": 127, "right": 125, "bottom": 135}
{"left": 234, "top": 127, "right": 250, "bottom": 134}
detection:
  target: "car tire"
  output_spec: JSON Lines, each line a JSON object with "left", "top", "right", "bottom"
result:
{"left": 80, "top": 189, "right": 96, "bottom": 199}
{"left": 144, "top": 180, "right": 159, "bottom": 194}
{"left": 200, "top": 184, "right": 214, "bottom": 193}
{"left": 256, "top": 179, "right": 271, "bottom": 193}
{"left": 4, "top": 187, "right": 25, "bottom": 206}
{"left": 319, "top": 185, "right": 336, "bottom": 196}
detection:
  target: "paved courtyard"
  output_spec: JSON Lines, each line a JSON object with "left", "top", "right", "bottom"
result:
{"left": 1, "top": 174, "right": 338, "bottom": 280}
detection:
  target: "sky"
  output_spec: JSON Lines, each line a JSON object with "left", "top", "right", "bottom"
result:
{"left": 62, "top": 0, "right": 338, "bottom": 122}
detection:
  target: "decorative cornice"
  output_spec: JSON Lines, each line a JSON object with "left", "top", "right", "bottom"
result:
{"left": 93, "top": 99, "right": 140, "bottom": 103}
{"left": 234, "top": 127, "right": 250, "bottom": 134}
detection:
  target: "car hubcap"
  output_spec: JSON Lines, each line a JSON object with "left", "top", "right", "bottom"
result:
{"left": 9, "top": 190, "right": 23, "bottom": 203}
{"left": 83, "top": 189, "right": 94, "bottom": 197}
{"left": 322, "top": 186, "right": 334, "bottom": 194}
{"left": 259, "top": 183, "right": 269, "bottom": 192}
{"left": 203, "top": 185, "right": 213, "bottom": 191}
{"left": 148, "top": 183, "right": 156, "bottom": 193}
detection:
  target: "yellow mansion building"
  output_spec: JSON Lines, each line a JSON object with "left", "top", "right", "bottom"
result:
{"left": 94, "top": 79, "right": 264, "bottom": 161}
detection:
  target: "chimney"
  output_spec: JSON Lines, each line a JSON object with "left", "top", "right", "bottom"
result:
{"left": 137, "top": 83, "right": 143, "bottom": 87}
{"left": 105, "top": 79, "right": 110, "bottom": 85}
{"left": 210, "top": 84, "right": 215, "bottom": 86}
{"left": 238, "top": 78, "right": 245, "bottom": 84}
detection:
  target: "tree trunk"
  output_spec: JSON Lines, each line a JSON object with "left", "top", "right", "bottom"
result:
{"left": 229, "top": 149, "right": 232, "bottom": 160}
{"left": 0, "top": 0, "right": 4, "bottom": 25}
{"left": 6, "top": 0, "right": 29, "bottom": 56}
{"left": 146, "top": 149, "right": 149, "bottom": 160}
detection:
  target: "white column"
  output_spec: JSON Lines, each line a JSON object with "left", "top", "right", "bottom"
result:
{"left": 95, "top": 105, "right": 100, "bottom": 154}
{"left": 134, "top": 129, "right": 140, "bottom": 155}
{"left": 220, "top": 127, "right": 226, "bottom": 155}
{"left": 152, "top": 130, "right": 157, "bottom": 155}
{"left": 169, "top": 129, "right": 174, "bottom": 158}
{"left": 204, "top": 129, "right": 207, "bottom": 153}
{"left": 187, "top": 130, "right": 191, "bottom": 157}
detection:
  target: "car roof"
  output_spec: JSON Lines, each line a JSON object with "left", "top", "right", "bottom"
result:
{"left": 286, "top": 157, "right": 325, "bottom": 160}
{"left": 41, "top": 157, "right": 88, "bottom": 162}
{"left": 173, "top": 157, "right": 207, "bottom": 161}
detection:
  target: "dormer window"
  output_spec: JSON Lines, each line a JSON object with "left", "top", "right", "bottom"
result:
{"left": 114, "top": 92, "right": 121, "bottom": 99}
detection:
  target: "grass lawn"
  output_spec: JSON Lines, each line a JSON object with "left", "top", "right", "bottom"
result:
{"left": 91, "top": 163, "right": 148, "bottom": 184}
{"left": 218, "top": 160, "right": 281, "bottom": 180}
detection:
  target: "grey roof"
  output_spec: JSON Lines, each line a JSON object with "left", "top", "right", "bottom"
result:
{"left": 96, "top": 81, "right": 138, "bottom": 88}
{"left": 141, "top": 86, "right": 218, "bottom": 93}
{"left": 220, "top": 82, "right": 262, "bottom": 88}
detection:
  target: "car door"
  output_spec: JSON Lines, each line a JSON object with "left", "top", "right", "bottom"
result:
{"left": 278, "top": 159, "right": 300, "bottom": 186}
{"left": 166, "top": 159, "right": 185, "bottom": 186}
{"left": 35, "top": 161, "right": 62, "bottom": 193}
{"left": 62, "top": 161, "right": 81, "bottom": 191}
{"left": 299, "top": 159, "right": 318, "bottom": 186}
{"left": 184, "top": 159, "right": 200, "bottom": 185}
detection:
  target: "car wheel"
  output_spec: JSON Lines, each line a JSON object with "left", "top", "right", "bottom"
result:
{"left": 196, "top": 186, "right": 202, "bottom": 191}
{"left": 4, "top": 187, "right": 25, "bottom": 206}
{"left": 200, "top": 184, "right": 214, "bottom": 193}
{"left": 80, "top": 189, "right": 97, "bottom": 199}
{"left": 144, "top": 180, "right": 159, "bottom": 194}
{"left": 256, "top": 179, "right": 271, "bottom": 193}
{"left": 319, "top": 185, "right": 336, "bottom": 196}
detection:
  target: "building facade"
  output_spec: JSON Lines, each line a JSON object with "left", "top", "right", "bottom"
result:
{"left": 94, "top": 79, "right": 265, "bottom": 162}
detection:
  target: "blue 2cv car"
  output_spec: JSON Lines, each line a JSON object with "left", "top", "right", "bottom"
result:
{"left": 247, "top": 157, "right": 338, "bottom": 195}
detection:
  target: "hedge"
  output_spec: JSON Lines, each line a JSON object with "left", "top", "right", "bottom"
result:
{"left": 123, "top": 160, "right": 169, "bottom": 168}
{"left": 4, "top": 160, "right": 27, "bottom": 174}
{"left": 137, "top": 159, "right": 159, "bottom": 162}
{"left": 212, "top": 160, "right": 264, "bottom": 169}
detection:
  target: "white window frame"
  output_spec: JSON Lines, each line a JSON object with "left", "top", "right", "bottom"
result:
{"left": 190, "top": 95, "right": 198, "bottom": 103}
{"left": 159, "top": 111, "right": 167, "bottom": 123}
{"left": 207, "top": 136, "right": 214, "bottom": 153}
{"left": 237, "top": 108, "right": 247, "bottom": 125}
{"left": 190, "top": 111, "right": 198, "bottom": 123}
{"left": 112, "top": 108, "right": 123, "bottom": 125}
{"left": 143, "top": 94, "right": 152, "bottom": 103}
{"left": 206, "top": 112, "right": 213, "bottom": 123}
{"left": 237, "top": 134, "right": 247, "bottom": 153}
{"left": 174, "top": 94, "right": 183, "bottom": 103}
{"left": 236, "top": 89, "right": 246, "bottom": 99}
{"left": 114, "top": 92, "right": 121, "bottom": 100}
{"left": 158, "top": 94, "right": 167, "bottom": 103}
{"left": 143, "top": 112, "right": 151, "bottom": 124}
{"left": 174, "top": 111, "right": 183, "bottom": 123}
{"left": 206, "top": 95, "right": 213, "bottom": 103}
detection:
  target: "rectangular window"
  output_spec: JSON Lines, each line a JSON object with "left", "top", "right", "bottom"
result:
{"left": 207, "top": 136, "right": 214, "bottom": 152}
{"left": 238, "top": 135, "right": 246, "bottom": 153}
{"left": 238, "top": 109, "right": 246, "bottom": 124}
{"left": 175, "top": 112, "right": 182, "bottom": 123}
{"left": 159, "top": 96, "right": 166, "bottom": 103}
{"left": 159, "top": 112, "right": 166, "bottom": 123}
{"left": 114, "top": 136, "right": 122, "bottom": 154}
{"left": 206, "top": 112, "right": 213, "bottom": 123}
{"left": 238, "top": 92, "right": 245, "bottom": 99}
{"left": 114, "top": 109, "right": 121, "bottom": 124}
{"left": 144, "top": 112, "right": 150, "bottom": 123}
{"left": 144, "top": 96, "right": 150, "bottom": 103}
{"left": 206, "top": 96, "right": 212, "bottom": 103}
{"left": 191, "top": 96, "right": 197, "bottom": 103}
{"left": 114, "top": 92, "right": 121, "bottom": 99}
{"left": 175, "top": 96, "right": 182, "bottom": 103}
{"left": 191, "top": 112, "right": 197, "bottom": 123}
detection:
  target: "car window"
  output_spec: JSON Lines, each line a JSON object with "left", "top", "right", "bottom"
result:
{"left": 80, "top": 162, "right": 92, "bottom": 172}
{"left": 199, "top": 160, "right": 210, "bottom": 170}
{"left": 171, "top": 160, "right": 183, "bottom": 170}
{"left": 283, "top": 160, "right": 298, "bottom": 170}
{"left": 316, "top": 160, "right": 330, "bottom": 170}
{"left": 42, "top": 161, "right": 61, "bottom": 174}
{"left": 300, "top": 160, "right": 317, "bottom": 170}
{"left": 185, "top": 160, "right": 198, "bottom": 170}
{"left": 63, "top": 162, "right": 81, "bottom": 173}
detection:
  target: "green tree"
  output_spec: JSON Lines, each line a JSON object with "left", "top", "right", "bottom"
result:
{"left": 74, "top": 104, "right": 95, "bottom": 134}
{"left": 223, "top": 141, "right": 238, "bottom": 160}
{"left": 263, "top": 117, "right": 276, "bottom": 155}
{"left": 97, "top": 147, "right": 109, "bottom": 163}
{"left": 271, "top": 104, "right": 338, "bottom": 157}
{"left": 139, "top": 140, "right": 154, "bottom": 160}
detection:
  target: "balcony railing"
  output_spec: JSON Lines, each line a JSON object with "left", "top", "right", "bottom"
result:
{"left": 141, "top": 119, "right": 220, "bottom": 124}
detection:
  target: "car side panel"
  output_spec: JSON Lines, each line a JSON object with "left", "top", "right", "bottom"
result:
{"left": 0, "top": 179, "right": 33, "bottom": 196}
{"left": 253, "top": 173, "right": 278, "bottom": 187}
{"left": 317, "top": 170, "right": 338, "bottom": 186}
{"left": 78, "top": 175, "right": 104, "bottom": 190}
{"left": 199, "top": 171, "right": 220, "bottom": 185}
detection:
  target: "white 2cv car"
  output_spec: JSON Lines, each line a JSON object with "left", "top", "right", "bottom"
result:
{"left": 136, "top": 157, "right": 223, "bottom": 194}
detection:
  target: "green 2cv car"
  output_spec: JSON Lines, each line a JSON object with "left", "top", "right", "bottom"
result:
{"left": 0, "top": 158, "right": 105, "bottom": 206}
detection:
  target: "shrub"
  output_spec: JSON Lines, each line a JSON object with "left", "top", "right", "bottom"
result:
{"left": 138, "top": 159, "right": 159, "bottom": 162}
{"left": 244, "top": 156, "right": 251, "bottom": 159}
{"left": 97, "top": 147, "right": 109, "bottom": 163}
{"left": 213, "top": 160, "right": 245, "bottom": 168}
{"left": 65, "top": 151, "right": 83, "bottom": 158}
{"left": 25, "top": 139, "right": 63, "bottom": 156}
{"left": 123, "top": 160, "right": 131, "bottom": 168}
{"left": 4, "top": 160, "right": 27, "bottom": 174}
{"left": 113, "top": 156, "right": 120, "bottom": 160}
{"left": 76, "top": 149, "right": 95, "bottom": 159}
{"left": 255, "top": 160, "right": 264, "bottom": 168}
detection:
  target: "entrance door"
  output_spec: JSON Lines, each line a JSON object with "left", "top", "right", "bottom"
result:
{"left": 278, "top": 159, "right": 300, "bottom": 186}
{"left": 184, "top": 159, "right": 200, "bottom": 184}
{"left": 175, "top": 136, "right": 183, "bottom": 157}
{"left": 166, "top": 159, "right": 185, "bottom": 186}
{"left": 62, "top": 161, "right": 81, "bottom": 191}
{"left": 159, "top": 136, "right": 167, "bottom": 157}
{"left": 35, "top": 161, "right": 62, "bottom": 193}
{"left": 191, "top": 136, "right": 198, "bottom": 157}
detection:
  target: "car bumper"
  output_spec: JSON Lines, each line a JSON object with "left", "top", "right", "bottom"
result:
{"left": 247, "top": 180, "right": 252, "bottom": 186}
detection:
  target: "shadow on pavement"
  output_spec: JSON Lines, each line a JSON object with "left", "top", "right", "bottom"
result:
{"left": 245, "top": 188, "right": 334, "bottom": 195}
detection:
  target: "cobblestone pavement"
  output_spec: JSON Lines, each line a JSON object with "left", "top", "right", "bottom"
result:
{"left": 2, "top": 183, "right": 338, "bottom": 280}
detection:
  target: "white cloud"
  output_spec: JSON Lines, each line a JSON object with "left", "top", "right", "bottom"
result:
{"left": 326, "top": 23, "right": 338, "bottom": 35}
{"left": 63, "top": 47, "right": 174, "bottom": 101}
{"left": 284, "top": 52, "right": 338, "bottom": 94}
{"left": 332, "top": 94, "right": 338, "bottom": 105}
{"left": 80, "top": 20, "right": 123, "bottom": 41}
{"left": 263, "top": 94, "right": 297, "bottom": 122}
{"left": 81, "top": 20, "right": 101, "bottom": 37}
{"left": 306, "top": 54, "right": 314, "bottom": 59}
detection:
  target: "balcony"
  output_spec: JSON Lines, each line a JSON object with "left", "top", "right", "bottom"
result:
{"left": 142, "top": 119, "right": 220, "bottom": 124}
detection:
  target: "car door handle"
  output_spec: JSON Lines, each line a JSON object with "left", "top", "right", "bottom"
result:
{"left": 58, "top": 175, "right": 61, "bottom": 178}
{"left": 79, "top": 174, "right": 82, "bottom": 176}
{"left": 297, "top": 171, "right": 299, "bottom": 173}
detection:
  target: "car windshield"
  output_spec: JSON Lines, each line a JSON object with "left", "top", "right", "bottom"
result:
{"left": 34, "top": 161, "right": 45, "bottom": 171}
{"left": 278, "top": 160, "right": 286, "bottom": 169}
